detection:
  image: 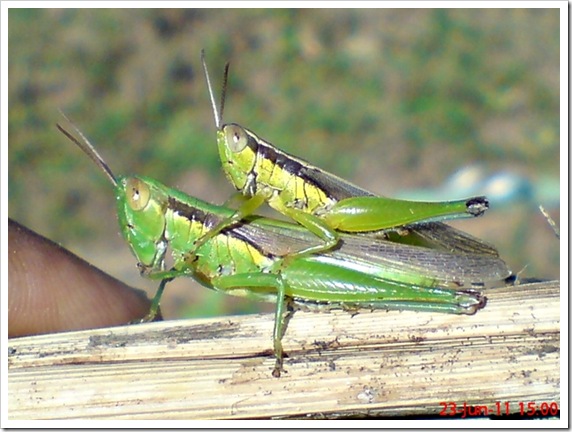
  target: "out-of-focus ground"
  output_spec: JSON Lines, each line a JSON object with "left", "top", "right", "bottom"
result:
{"left": 8, "top": 9, "right": 560, "bottom": 319}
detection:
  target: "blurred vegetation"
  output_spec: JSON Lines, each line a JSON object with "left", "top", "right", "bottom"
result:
{"left": 8, "top": 9, "right": 560, "bottom": 318}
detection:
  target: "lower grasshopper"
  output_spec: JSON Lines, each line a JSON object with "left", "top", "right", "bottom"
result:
{"left": 57, "top": 119, "right": 510, "bottom": 377}
{"left": 197, "top": 53, "right": 500, "bottom": 259}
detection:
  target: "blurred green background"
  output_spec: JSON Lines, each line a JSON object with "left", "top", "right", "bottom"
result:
{"left": 8, "top": 9, "right": 560, "bottom": 319}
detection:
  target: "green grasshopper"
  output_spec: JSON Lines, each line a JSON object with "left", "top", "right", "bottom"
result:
{"left": 57, "top": 119, "right": 510, "bottom": 377}
{"left": 198, "top": 53, "right": 500, "bottom": 259}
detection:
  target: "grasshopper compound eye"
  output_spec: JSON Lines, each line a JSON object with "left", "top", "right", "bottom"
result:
{"left": 126, "top": 178, "right": 151, "bottom": 211}
{"left": 224, "top": 124, "right": 249, "bottom": 153}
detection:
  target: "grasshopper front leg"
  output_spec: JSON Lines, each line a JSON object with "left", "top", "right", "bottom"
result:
{"left": 192, "top": 193, "right": 341, "bottom": 261}
{"left": 189, "top": 194, "right": 267, "bottom": 255}
{"left": 138, "top": 267, "right": 199, "bottom": 323}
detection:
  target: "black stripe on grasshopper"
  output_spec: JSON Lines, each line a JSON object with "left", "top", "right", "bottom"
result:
{"left": 229, "top": 122, "right": 363, "bottom": 204}
{"left": 168, "top": 196, "right": 217, "bottom": 229}
{"left": 167, "top": 195, "right": 279, "bottom": 260}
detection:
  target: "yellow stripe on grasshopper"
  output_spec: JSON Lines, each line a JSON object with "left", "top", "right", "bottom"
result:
{"left": 222, "top": 124, "right": 334, "bottom": 215}
{"left": 164, "top": 198, "right": 274, "bottom": 277}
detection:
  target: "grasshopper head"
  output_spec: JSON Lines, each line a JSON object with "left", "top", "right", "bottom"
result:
{"left": 116, "top": 175, "right": 168, "bottom": 271}
{"left": 57, "top": 121, "right": 168, "bottom": 273}
{"left": 217, "top": 123, "right": 258, "bottom": 195}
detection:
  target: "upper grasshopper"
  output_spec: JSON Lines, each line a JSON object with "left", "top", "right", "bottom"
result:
{"left": 57, "top": 117, "right": 510, "bottom": 377}
{"left": 199, "top": 52, "right": 501, "bottom": 260}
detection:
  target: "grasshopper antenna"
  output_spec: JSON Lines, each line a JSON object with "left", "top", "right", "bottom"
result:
{"left": 201, "top": 49, "right": 229, "bottom": 131}
{"left": 56, "top": 110, "right": 117, "bottom": 187}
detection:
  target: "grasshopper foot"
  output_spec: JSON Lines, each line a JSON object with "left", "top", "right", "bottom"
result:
{"left": 129, "top": 308, "right": 163, "bottom": 325}
{"left": 272, "top": 353, "right": 289, "bottom": 378}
